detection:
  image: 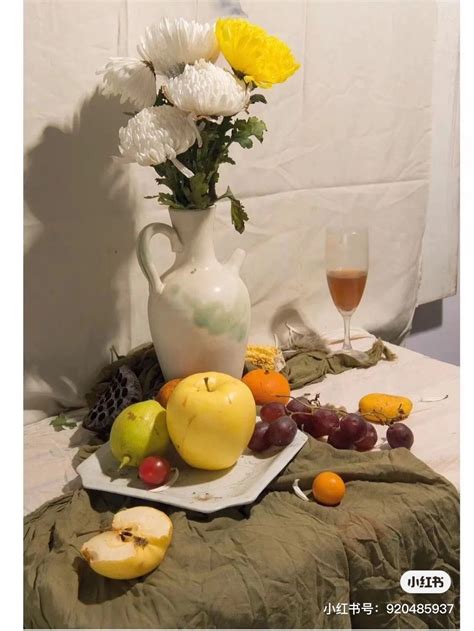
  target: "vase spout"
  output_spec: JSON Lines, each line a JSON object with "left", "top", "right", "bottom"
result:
{"left": 225, "top": 248, "right": 246, "bottom": 274}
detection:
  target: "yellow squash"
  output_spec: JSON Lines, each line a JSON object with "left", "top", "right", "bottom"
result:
{"left": 359, "top": 393, "right": 413, "bottom": 424}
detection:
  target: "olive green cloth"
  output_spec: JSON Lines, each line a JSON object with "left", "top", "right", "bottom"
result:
{"left": 24, "top": 440, "right": 459, "bottom": 629}
{"left": 281, "top": 338, "right": 397, "bottom": 389}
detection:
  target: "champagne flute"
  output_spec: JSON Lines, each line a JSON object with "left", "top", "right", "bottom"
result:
{"left": 325, "top": 226, "right": 368, "bottom": 352}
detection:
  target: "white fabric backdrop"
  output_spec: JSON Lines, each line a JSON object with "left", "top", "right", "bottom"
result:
{"left": 24, "top": 0, "right": 459, "bottom": 422}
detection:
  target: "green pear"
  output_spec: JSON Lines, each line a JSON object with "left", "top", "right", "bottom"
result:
{"left": 110, "top": 401, "right": 170, "bottom": 469}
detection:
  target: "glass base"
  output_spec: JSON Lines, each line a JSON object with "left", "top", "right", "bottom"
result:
{"left": 339, "top": 348, "right": 369, "bottom": 360}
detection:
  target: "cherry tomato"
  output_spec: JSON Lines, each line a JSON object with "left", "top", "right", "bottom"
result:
{"left": 138, "top": 456, "right": 171, "bottom": 486}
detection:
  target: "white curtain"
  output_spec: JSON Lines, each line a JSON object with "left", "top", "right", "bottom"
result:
{"left": 24, "top": 0, "right": 459, "bottom": 422}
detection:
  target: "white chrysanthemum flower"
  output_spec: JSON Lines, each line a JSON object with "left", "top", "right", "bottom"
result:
{"left": 164, "top": 60, "right": 249, "bottom": 117}
{"left": 138, "top": 18, "right": 219, "bottom": 86}
{"left": 99, "top": 57, "right": 156, "bottom": 109}
{"left": 119, "top": 106, "right": 199, "bottom": 176}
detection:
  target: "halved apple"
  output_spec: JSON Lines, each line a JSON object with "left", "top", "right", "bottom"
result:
{"left": 81, "top": 506, "right": 173, "bottom": 580}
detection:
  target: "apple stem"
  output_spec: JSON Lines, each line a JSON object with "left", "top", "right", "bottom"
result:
{"left": 204, "top": 377, "right": 211, "bottom": 392}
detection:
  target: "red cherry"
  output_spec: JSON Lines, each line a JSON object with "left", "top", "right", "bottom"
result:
{"left": 138, "top": 456, "right": 171, "bottom": 486}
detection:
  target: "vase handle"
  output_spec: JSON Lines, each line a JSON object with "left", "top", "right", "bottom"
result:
{"left": 137, "top": 222, "right": 183, "bottom": 294}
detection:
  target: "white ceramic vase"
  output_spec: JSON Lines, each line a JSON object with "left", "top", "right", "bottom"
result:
{"left": 137, "top": 206, "right": 251, "bottom": 381}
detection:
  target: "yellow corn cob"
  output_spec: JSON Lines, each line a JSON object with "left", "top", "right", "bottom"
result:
{"left": 245, "top": 345, "right": 285, "bottom": 372}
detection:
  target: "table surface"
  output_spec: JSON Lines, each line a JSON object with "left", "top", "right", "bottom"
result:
{"left": 298, "top": 335, "right": 459, "bottom": 488}
{"left": 23, "top": 336, "right": 459, "bottom": 516}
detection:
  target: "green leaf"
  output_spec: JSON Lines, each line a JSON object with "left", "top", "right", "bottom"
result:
{"left": 144, "top": 195, "right": 159, "bottom": 199}
{"left": 158, "top": 192, "right": 188, "bottom": 209}
{"left": 222, "top": 156, "right": 236, "bottom": 165}
{"left": 189, "top": 172, "right": 211, "bottom": 208}
{"left": 219, "top": 187, "right": 249, "bottom": 233}
{"left": 230, "top": 198, "right": 249, "bottom": 234}
{"left": 49, "top": 413, "right": 77, "bottom": 432}
{"left": 231, "top": 116, "right": 267, "bottom": 149}
{"left": 235, "top": 136, "right": 254, "bottom": 149}
{"left": 249, "top": 94, "right": 267, "bottom": 105}
{"left": 143, "top": 116, "right": 266, "bottom": 227}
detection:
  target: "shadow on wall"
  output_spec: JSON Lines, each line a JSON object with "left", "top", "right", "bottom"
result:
{"left": 24, "top": 90, "right": 135, "bottom": 415}
{"left": 405, "top": 296, "right": 460, "bottom": 365}
{"left": 270, "top": 304, "right": 330, "bottom": 352}
{"left": 409, "top": 300, "right": 443, "bottom": 334}
{"left": 217, "top": 0, "right": 247, "bottom": 16}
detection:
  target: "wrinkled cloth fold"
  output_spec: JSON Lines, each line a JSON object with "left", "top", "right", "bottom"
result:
{"left": 281, "top": 338, "right": 397, "bottom": 389}
{"left": 24, "top": 439, "right": 459, "bottom": 629}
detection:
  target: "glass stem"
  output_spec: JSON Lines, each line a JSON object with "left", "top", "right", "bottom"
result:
{"left": 342, "top": 314, "right": 352, "bottom": 351}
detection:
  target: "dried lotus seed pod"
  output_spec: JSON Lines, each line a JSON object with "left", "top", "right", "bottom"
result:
{"left": 83, "top": 366, "right": 142, "bottom": 438}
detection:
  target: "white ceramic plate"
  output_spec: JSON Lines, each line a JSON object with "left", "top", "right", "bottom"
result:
{"left": 77, "top": 430, "right": 308, "bottom": 514}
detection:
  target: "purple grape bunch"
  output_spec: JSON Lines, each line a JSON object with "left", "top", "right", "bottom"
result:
{"left": 247, "top": 394, "right": 414, "bottom": 455}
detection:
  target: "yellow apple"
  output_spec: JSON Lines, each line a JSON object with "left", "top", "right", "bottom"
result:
{"left": 166, "top": 372, "right": 256, "bottom": 470}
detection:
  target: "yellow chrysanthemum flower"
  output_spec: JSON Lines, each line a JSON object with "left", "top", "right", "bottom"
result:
{"left": 215, "top": 18, "right": 300, "bottom": 89}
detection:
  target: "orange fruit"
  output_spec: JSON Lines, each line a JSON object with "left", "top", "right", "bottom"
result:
{"left": 312, "top": 471, "right": 346, "bottom": 506}
{"left": 155, "top": 379, "right": 182, "bottom": 408}
{"left": 241, "top": 369, "right": 291, "bottom": 405}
